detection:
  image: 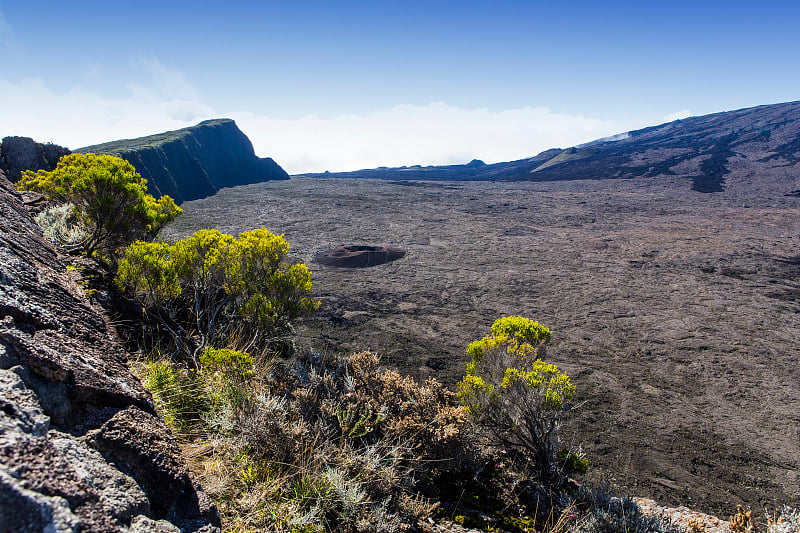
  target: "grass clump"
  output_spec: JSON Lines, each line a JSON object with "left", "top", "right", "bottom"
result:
{"left": 767, "top": 506, "right": 800, "bottom": 533}
{"left": 35, "top": 202, "right": 88, "bottom": 247}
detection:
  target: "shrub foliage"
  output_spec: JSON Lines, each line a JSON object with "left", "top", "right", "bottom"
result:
{"left": 17, "top": 153, "right": 180, "bottom": 255}
{"left": 117, "top": 228, "right": 320, "bottom": 362}
{"left": 138, "top": 348, "right": 474, "bottom": 532}
{"left": 457, "top": 316, "right": 583, "bottom": 486}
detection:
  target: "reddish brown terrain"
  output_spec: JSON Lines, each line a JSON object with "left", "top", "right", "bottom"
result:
{"left": 161, "top": 174, "right": 800, "bottom": 517}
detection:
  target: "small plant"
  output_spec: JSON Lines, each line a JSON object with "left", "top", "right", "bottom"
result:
{"left": 767, "top": 506, "right": 800, "bottom": 533}
{"left": 290, "top": 474, "right": 333, "bottom": 508}
{"left": 35, "top": 203, "right": 88, "bottom": 247}
{"left": 457, "top": 316, "right": 580, "bottom": 486}
{"left": 143, "top": 360, "right": 211, "bottom": 431}
{"left": 337, "top": 404, "right": 380, "bottom": 441}
{"left": 558, "top": 485, "right": 684, "bottom": 533}
{"left": 235, "top": 450, "right": 274, "bottom": 488}
{"left": 687, "top": 517, "right": 706, "bottom": 533}
{"left": 557, "top": 447, "right": 589, "bottom": 477}
{"left": 730, "top": 505, "right": 756, "bottom": 533}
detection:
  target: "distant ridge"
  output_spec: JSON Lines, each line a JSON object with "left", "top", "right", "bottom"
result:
{"left": 78, "top": 119, "right": 289, "bottom": 203}
{"left": 299, "top": 100, "right": 800, "bottom": 195}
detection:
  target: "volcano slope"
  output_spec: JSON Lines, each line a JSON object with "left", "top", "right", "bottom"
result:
{"left": 300, "top": 100, "right": 800, "bottom": 198}
{"left": 160, "top": 175, "right": 800, "bottom": 517}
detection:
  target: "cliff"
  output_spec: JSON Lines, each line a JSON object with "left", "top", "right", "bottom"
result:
{"left": 77, "top": 119, "right": 289, "bottom": 203}
{"left": 0, "top": 137, "right": 71, "bottom": 182}
{"left": 0, "top": 171, "right": 220, "bottom": 532}
{"left": 300, "top": 100, "right": 800, "bottom": 196}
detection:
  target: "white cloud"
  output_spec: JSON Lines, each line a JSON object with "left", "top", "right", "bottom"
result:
{"left": 230, "top": 103, "right": 637, "bottom": 174}
{"left": 127, "top": 56, "right": 203, "bottom": 106}
{"left": 0, "top": 63, "right": 647, "bottom": 174}
{"left": 0, "top": 60, "right": 214, "bottom": 147}
{"left": 663, "top": 109, "right": 693, "bottom": 122}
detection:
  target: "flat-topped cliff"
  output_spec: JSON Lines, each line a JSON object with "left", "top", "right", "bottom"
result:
{"left": 77, "top": 119, "right": 289, "bottom": 203}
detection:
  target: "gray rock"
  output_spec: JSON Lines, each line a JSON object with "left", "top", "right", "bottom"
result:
{"left": 0, "top": 368, "right": 49, "bottom": 438}
{"left": 129, "top": 515, "right": 182, "bottom": 533}
{"left": 87, "top": 407, "right": 221, "bottom": 529}
{"left": 51, "top": 435, "right": 150, "bottom": 524}
{"left": 0, "top": 136, "right": 70, "bottom": 183}
{"left": 0, "top": 170, "right": 220, "bottom": 531}
{"left": 0, "top": 468, "right": 81, "bottom": 533}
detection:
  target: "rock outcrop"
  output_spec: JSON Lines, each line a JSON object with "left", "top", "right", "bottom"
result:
{"left": 0, "top": 171, "right": 220, "bottom": 532}
{"left": 0, "top": 137, "right": 70, "bottom": 182}
{"left": 77, "top": 119, "right": 289, "bottom": 203}
{"left": 300, "top": 100, "right": 800, "bottom": 195}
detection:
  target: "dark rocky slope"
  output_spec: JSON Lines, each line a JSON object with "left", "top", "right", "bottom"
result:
{"left": 0, "top": 171, "right": 220, "bottom": 532}
{"left": 300, "top": 100, "right": 800, "bottom": 195}
{"left": 0, "top": 137, "right": 71, "bottom": 183}
{"left": 77, "top": 119, "right": 289, "bottom": 203}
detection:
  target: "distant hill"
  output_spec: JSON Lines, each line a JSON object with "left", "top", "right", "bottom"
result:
{"left": 77, "top": 119, "right": 289, "bottom": 203}
{"left": 299, "top": 100, "right": 800, "bottom": 195}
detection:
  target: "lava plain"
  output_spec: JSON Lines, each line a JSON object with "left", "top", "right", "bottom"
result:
{"left": 160, "top": 176, "right": 800, "bottom": 516}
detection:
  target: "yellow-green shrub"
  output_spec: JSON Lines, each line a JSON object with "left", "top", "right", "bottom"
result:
{"left": 457, "top": 316, "right": 581, "bottom": 486}
{"left": 18, "top": 153, "right": 180, "bottom": 256}
{"left": 116, "top": 228, "right": 319, "bottom": 362}
{"left": 200, "top": 347, "right": 254, "bottom": 379}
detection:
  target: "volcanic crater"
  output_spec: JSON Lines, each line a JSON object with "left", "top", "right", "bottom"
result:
{"left": 315, "top": 245, "right": 406, "bottom": 268}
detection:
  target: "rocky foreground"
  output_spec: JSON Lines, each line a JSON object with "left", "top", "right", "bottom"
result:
{"left": 0, "top": 171, "right": 220, "bottom": 532}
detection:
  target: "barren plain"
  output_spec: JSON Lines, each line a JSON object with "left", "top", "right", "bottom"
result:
{"left": 160, "top": 176, "right": 800, "bottom": 517}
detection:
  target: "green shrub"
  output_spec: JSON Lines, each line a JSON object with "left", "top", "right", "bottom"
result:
{"left": 457, "top": 316, "right": 579, "bottom": 486}
{"left": 18, "top": 153, "right": 180, "bottom": 256}
{"left": 116, "top": 228, "right": 319, "bottom": 362}
{"left": 200, "top": 347, "right": 254, "bottom": 379}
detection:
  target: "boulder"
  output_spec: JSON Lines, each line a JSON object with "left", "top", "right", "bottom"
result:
{"left": 0, "top": 137, "right": 70, "bottom": 182}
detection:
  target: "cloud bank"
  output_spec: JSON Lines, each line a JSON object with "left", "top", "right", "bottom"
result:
{"left": 0, "top": 59, "right": 214, "bottom": 149}
{"left": 0, "top": 59, "right": 645, "bottom": 174}
{"left": 231, "top": 104, "right": 633, "bottom": 174}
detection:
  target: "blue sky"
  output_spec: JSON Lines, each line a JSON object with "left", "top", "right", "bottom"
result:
{"left": 2, "top": 1, "right": 799, "bottom": 173}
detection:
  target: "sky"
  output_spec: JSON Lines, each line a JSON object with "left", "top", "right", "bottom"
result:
{"left": 1, "top": 0, "right": 799, "bottom": 174}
